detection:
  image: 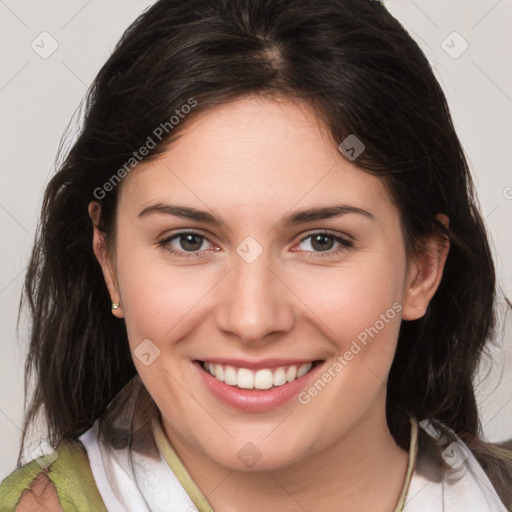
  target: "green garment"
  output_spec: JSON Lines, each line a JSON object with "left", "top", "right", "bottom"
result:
{"left": 0, "top": 439, "right": 107, "bottom": 511}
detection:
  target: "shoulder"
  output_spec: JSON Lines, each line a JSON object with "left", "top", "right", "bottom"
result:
{"left": 0, "top": 439, "right": 107, "bottom": 512}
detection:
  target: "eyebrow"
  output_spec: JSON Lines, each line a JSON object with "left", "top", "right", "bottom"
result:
{"left": 137, "top": 202, "right": 374, "bottom": 227}
{"left": 279, "top": 204, "right": 374, "bottom": 225}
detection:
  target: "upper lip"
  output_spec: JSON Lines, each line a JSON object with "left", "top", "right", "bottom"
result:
{"left": 196, "top": 358, "right": 322, "bottom": 370}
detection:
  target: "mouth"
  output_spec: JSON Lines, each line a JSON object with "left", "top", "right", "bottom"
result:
{"left": 193, "top": 359, "right": 324, "bottom": 412}
{"left": 196, "top": 360, "right": 323, "bottom": 390}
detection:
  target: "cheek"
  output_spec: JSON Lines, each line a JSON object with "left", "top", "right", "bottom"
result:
{"left": 290, "top": 251, "right": 406, "bottom": 444}
{"left": 114, "top": 237, "right": 212, "bottom": 353}
{"left": 291, "top": 245, "right": 406, "bottom": 352}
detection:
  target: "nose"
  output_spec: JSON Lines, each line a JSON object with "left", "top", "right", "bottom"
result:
{"left": 215, "top": 252, "right": 295, "bottom": 345}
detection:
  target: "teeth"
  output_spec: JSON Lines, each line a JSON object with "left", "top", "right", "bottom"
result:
{"left": 273, "top": 367, "right": 287, "bottom": 386}
{"left": 286, "top": 365, "right": 297, "bottom": 382}
{"left": 202, "top": 361, "right": 314, "bottom": 389}
{"left": 224, "top": 365, "right": 237, "bottom": 385}
{"left": 297, "top": 363, "right": 312, "bottom": 378}
{"left": 214, "top": 364, "right": 224, "bottom": 382}
{"left": 237, "top": 368, "right": 254, "bottom": 389}
{"left": 254, "top": 369, "right": 273, "bottom": 390}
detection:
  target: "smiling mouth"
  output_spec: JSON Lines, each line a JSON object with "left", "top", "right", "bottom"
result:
{"left": 196, "top": 360, "right": 323, "bottom": 390}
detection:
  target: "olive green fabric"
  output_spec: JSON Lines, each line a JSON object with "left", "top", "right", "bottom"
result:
{"left": 394, "top": 417, "right": 419, "bottom": 512}
{"left": 0, "top": 439, "right": 107, "bottom": 511}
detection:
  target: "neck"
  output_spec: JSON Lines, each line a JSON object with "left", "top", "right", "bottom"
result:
{"left": 162, "top": 398, "right": 410, "bottom": 512}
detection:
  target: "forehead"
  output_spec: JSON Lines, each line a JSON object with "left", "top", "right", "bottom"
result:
{"left": 118, "top": 96, "right": 394, "bottom": 221}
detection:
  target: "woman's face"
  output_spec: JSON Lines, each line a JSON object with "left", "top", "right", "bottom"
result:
{"left": 93, "top": 95, "right": 444, "bottom": 471}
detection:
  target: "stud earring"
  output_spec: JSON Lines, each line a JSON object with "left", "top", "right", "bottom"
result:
{"left": 112, "top": 302, "right": 121, "bottom": 311}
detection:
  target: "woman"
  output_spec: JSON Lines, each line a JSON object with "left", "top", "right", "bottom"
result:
{"left": 1, "top": 0, "right": 511, "bottom": 510}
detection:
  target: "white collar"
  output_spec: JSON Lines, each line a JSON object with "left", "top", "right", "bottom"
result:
{"left": 79, "top": 417, "right": 198, "bottom": 512}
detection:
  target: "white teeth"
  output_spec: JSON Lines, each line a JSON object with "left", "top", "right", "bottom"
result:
{"left": 297, "top": 362, "right": 312, "bottom": 378}
{"left": 202, "top": 361, "right": 316, "bottom": 389}
{"left": 254, "top": 369, "right": 273, "bottom": 390}
{"left": 237, "top": 368, "right": 254, "bottom": 389}
{"left": 273, "top": 367, "right": 287, "bottom": 386}
{"left": 214, "top": 363, "right": 224, "bottom": 382}
{"left": 286, "top": 365, "right": 297, "bottom": 382}
{"left": 224, "top": 365, "right": 237, "bottom": 386}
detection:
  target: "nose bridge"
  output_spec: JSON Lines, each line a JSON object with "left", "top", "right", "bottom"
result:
{"left": 215, "top": 248, "right": 294, "bottom": 343}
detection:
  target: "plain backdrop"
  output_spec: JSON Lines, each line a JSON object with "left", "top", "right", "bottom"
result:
{"left": 1, "top": 0, "right": 511, "bottom": 480}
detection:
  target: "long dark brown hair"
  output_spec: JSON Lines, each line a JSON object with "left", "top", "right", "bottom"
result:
{"left": 17, "top": 0, "right": 512, "bottom": 506}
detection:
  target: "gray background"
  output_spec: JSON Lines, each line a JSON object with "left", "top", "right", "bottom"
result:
{"left": 1, "top": 0, "right": 511, "bottom": 480}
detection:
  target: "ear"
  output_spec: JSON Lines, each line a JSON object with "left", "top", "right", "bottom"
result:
{"left": 402, "top": 214, "right": 450, "bottom": 321}
{"left": 88, "top": 201, "right": 124, "bottom": 318}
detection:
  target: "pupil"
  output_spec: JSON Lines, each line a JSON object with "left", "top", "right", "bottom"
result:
{"left": 311, "top": 234, "right": 334, "bottom": 252}
{"left": 180, "top": 234, "right": 202, "bottom": 251}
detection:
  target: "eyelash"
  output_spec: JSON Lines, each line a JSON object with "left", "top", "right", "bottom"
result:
{"left": 158, "top": 230, "right": 353, "bottom": 258}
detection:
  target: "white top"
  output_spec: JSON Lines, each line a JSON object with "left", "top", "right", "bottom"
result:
{"left": 79, "top": 418, "right": 197, "bottom": 511}
{"left": 403, "top": 418, "right": 508, "bottom": 511}
{"left": 78, "top": 414, "right": 508, "bottom": 512}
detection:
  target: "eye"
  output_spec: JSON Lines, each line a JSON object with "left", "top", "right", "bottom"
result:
{"left": 159, "top": 231, "right": 215, "bottom": 257}
{"left": 158, "top": 230, "right": 353, "bottom": 259}
{"left": 295, "top": 231, "right": 353, "bottom": 256}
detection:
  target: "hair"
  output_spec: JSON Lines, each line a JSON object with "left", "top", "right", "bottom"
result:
{"left": 17, "top": 0, "right": 512, "bottom": 506}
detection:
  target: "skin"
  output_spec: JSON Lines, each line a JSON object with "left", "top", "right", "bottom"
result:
{"left": 89, "top": 95, "right": 449, "bottom": 512}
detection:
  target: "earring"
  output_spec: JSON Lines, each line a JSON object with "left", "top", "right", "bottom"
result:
{"left": 112, "top": 302, "right": 121, "bottom": 311}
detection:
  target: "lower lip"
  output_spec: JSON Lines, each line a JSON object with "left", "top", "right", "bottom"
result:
{"left": 194, "top": 361, "right": 323, "bottom": 413}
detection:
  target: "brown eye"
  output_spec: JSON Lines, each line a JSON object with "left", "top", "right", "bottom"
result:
{"left": 175, "top": 233, "right": 205, "bottom": 251}
{"left": 310, "top": 234, "right": 335, "bottom": 252}
{"left": 297, "top": 232, "right": 353, "bottom": 255}
{"left": 160, "top": 231, "right": 214, "bottom": 256}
